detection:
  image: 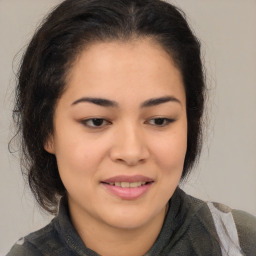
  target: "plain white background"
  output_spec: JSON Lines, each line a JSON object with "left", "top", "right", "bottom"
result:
{"left": 1, "top": 0, "right": 256, "bottom": 255}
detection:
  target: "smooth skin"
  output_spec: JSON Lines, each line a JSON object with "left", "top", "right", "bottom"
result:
{"left": 45, "top": 38, "right": 187, "bottom": 256}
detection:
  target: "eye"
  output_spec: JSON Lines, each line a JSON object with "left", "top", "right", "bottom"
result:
{"left": 81, "top": 118, "right": 111, "bottom": 128}
{"left": 147, "top": 118, "right": 174, "bottom": 127}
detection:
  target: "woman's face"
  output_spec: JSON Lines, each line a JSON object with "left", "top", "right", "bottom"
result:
{"left": 45, "top": 39, "right": 187, "bottom": 230}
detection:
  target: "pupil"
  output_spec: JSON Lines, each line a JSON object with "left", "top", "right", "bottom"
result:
{"left": 155, "top": 118, "right": 164, "bottom": 125}
{"left": 93, "top": 119, "right": 103, "bottom": 126}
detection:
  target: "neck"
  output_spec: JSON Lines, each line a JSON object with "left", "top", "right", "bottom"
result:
{"left": 69, "top": 205, "right": 167, "bottom": 256}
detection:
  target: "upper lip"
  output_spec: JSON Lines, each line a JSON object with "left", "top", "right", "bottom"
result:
{"left": 101, "top": 175, "right": 154, "bottom": 183}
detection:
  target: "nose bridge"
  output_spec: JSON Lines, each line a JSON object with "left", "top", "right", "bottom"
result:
{"left": 110, "top": 121, "right": 149, "bottom": 165}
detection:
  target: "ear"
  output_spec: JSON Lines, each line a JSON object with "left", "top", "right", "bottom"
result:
{"left": 44, "top": 135, "right": 55, "bottom": 154}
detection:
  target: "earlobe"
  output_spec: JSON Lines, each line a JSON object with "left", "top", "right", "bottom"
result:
{"left": 44, "top": 136, "right": 55, "bottom": 154}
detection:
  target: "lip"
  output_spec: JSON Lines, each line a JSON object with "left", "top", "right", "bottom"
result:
{"left": 100, "top": 175, "right": 154, "bottom": 200}
{"left": 101, "top": 175, "right": 154, "bottom": 183}
{"left": 101, "top": 182, "right": 153, "bottom": 200}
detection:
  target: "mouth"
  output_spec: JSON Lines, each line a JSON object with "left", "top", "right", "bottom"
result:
{"left": 101, "top": 181, "right": 153, "bottom": 188}
{"left": 101, "top": 175, "right": 154, "bottom": 187}
{"left": 100, "top": 175, "right": 154, "bottom": 200}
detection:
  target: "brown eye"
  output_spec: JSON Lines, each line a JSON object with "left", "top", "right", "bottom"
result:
{"left": 81, "top": 118, "right": 111, "bottom": 128}
{"left": 147, "top": 118, "right": 174, "bottom": 127}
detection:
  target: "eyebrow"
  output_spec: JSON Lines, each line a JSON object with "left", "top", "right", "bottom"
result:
{"left": 71, "top": 97, "right": 118, "bottom": 107}
{"left": 71, "top": 96, "right": 181, "bottom": 108}
{"left": 140, "top": 96, "right": 181, "bottom": 108}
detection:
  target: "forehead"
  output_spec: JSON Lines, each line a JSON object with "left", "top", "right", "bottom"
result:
{"left": 63, "top": 39, "right": 185, "bottom": 104}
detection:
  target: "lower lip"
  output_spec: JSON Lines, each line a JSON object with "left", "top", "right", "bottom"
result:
{"left": 101, "top": 183, "right": 153, "bottom": 200}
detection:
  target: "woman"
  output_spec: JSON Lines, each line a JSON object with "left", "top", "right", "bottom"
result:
{"left": 7, "top": 0, "right": 256, "bottom": 255}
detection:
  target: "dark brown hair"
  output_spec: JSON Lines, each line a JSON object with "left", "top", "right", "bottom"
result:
{"left": 13, "top": 0, "right": 205, "bottom": 214}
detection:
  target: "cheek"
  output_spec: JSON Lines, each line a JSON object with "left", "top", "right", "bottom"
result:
{"left": 151, "top": 127, "right": 187, "bottom": 197}
{"left": 150, "top": 128, "right": 187, "bottom": 170}
{"left": 53, "top": 138, "right": 98, "bottom": 195}
{"left": 55, "top": 141, "right": 98, "bottom": 173}
{"left": 53, "top": 127, "right": 112, "bottom": 179}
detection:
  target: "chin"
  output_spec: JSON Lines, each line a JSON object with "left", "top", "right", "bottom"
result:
{"left": 102, "top": 205, "right": 163, "bottom": 230}
{"left": 107, "top": 215, "right": 150, "bottom": 230}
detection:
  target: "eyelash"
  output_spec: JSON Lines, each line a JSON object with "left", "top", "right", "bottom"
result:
{"left": 80, "top": 118, "right": 111, "bottom": 128}
{"left": 80, "top": 117, "right": 175, "bottom": 129}
{"left": 146, "top": 118, "right": 175, "bottom": 127}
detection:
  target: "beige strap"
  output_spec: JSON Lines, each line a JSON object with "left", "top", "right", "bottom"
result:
{"left": 207, "top": 202, "right": 245, "bottom": 256}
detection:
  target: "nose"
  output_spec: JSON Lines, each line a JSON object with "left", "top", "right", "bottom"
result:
{"left": 109, "top": 124, "right": 149, "bottom": 166}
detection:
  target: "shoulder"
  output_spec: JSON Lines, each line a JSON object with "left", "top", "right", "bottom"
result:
{"left": 6, "top": 237, "right": 43, "bottom": 256}
{"left": 206, "top": 201, "right": 256, "bottom": 255}
{"left": 232, "top": 208, "right": 256, "bottom": 234}
{"left": 178, "top": 190, "right": 256, "bottom": 255}
{"left": 232, "top": 209, "right": 256, "bottom": 255}
{"left": 182, "top": 190, "right": 256, "bottom": 236}
{"left": 6, "top": 219, "right": 59, "bottom": 256}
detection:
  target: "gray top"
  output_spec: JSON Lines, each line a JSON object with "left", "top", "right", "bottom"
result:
{"left": 6, "top": 188, "right": 256, "bottom": 256}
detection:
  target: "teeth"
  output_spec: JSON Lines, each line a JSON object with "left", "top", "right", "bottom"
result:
{"left": 129, "top": 182, "right": 145, "bottom": 188}
{"left": 109, "top": 181, "right": 147, "bottom": 188}
{"left": 115, "top": 182, "right": 121, "bottom": 187}
{"left": 121, "top": 182, "right": 130, "bottom": 188}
